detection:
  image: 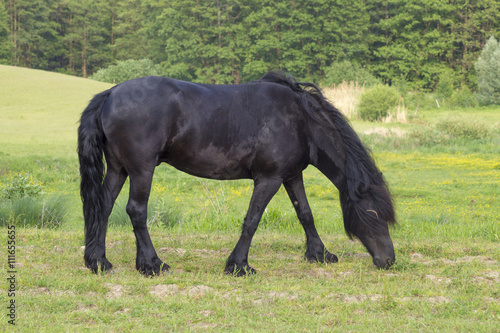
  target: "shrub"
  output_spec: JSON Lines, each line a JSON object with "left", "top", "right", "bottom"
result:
{"left": 448, "top": 85, "right": 478, "bottom": 109}
{"left": 436, "top": 120, "right": 489, "bottom": 140}
{"left": 91, "top": 59, "right": 162, "bottom": 84}
{"left": 409, "top": 126, "right": 451, "bottom": 147}
{"left": 358, "top": 85, "right": 401, "bottom": 121}
{"left": 435, "top": 71, "right": 455, "bottom": 100}
{"left": 403, "top": 91, "right": 438, "bottom": 114}
{"left": 475, "top": 36, "right": 500, "bottom": 105}
{"left": 1, "top": 173, "right": 44, "bottom": 199}
{"left": 323, "top": 61, "right": 380, "bottom": 87}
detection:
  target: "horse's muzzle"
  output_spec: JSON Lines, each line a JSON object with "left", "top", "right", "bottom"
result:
{"left": 373, "top": 255, "right": 395, "bottom": 270}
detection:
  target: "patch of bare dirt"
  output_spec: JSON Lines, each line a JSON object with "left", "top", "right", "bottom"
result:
{"left": 198, "top": 310, "right": 212, "bottom": 317}
{"left": 148, "top": 284, "right": 214, "bottom": 298}
{"left": 328, "top": 293, "right": 452, "bottom": 304}
{"left": 158, "top": 247, "right": 229, "bottom": 258}
{"left": 339, "top": 294, "right": 384, "bottom": 303}
{"left": 104, "top": 283, "right": 127, "bottom": 299}
{"left": 75, "top": 302, "right": 97, "bottom": 312}
{"left": 20, "top": 287, "right": 50, "bottom": 296}
{"left": 425, "top": 274, "right": 452, "bottom": 285}
{"left": 188, "top": 285, "right": 214, "bottom": 298}
{"left": 484, "top": 297, "right": 500, "bottom": 305}
{"left": 158, "top": 247, "right": 187, "bottom": 257}
{"left": 426, "top": 296, "right": 451, "bottom": 304}
{"left": 149, "top": 284, "right": 180, "bottom": 297}
{"left": 472, "top": 271, "right": 499, "bottom": 285}
{"left": 267, "top": 291, "right": 298, "bottom": 300}
{"left": 189, "top": 322, "right": 217, "bottom": 329}
{"left": 114, "top": 308, "right": 131, "bottom": 314}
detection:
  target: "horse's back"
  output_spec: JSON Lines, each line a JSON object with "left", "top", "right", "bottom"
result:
{"left": 100, "top": 76, "right": 310, "bottom": 180}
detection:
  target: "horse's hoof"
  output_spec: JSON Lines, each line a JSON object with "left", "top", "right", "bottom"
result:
{"left": 137, "top": 257, "right": 170, "bottom": 277}
{"left": 306, "top": 250, "right": 338, "bottom": 264}
{"left": 85, "top": 257, "right": 113, "bottom": 274}
{"left": 224, "top": 263, "right": 257, "bottom": 277}
{"left": 324, "top": 251, "right": 339, "bottom": 263}
{"left": 103, "top": 268, "right": 115, "bottom": 275}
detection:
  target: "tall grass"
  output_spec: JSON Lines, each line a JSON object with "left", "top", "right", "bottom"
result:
{"left": 0, "top": 194, "right": 70, "bottom": 228}
{"left": 323, "top": 81, "right": 365, "bottom": 118}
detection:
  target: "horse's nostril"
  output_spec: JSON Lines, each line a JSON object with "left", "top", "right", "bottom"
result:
{"left": 374, "top": 256, "right": 395, "bottom": 269}
{"left": 386, "top": 257, "right": 395, "bottom": 267}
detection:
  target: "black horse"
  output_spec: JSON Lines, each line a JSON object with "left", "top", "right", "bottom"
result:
{"left": 78, "top": 71, "right": 396, "bottom": 276}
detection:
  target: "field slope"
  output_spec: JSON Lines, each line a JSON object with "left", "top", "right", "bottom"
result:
{"left": 0, "top": 65, "right": 112, "bottom": 158}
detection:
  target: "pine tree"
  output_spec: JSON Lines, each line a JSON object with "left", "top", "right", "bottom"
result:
{"left": 0, "top": 0, "right": 11, "bottom": 63}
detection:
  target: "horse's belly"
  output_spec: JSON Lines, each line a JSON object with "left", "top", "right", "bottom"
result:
{"left": 161, "top": 143, "right": 252, "bottom": 180}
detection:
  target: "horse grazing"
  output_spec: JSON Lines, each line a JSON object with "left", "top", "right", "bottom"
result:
{"left": 78, "top": 71, "right": 396, "bottom": 276}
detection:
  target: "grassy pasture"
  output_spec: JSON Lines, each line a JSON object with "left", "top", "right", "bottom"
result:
{"left": 0, "top": 65, "right": 499, "bottom": 331}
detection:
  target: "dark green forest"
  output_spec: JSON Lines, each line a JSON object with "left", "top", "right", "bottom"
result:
{"left": 1, "top": 0, "right": 499, "bottom": 89}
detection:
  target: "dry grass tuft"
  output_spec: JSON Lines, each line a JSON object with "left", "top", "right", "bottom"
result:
{"left": 323, "top": 81, "right": 408, "bottom": 123}
{"left": 322, "top": 81, "right": 365, "bottom": 119}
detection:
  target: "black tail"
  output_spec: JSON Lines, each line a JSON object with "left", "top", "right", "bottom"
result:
{"left": 261, "top": 71, "right": 396, "bottom": 237}
{"left": 77, "top": 88, "right": 114, "bottom": 268}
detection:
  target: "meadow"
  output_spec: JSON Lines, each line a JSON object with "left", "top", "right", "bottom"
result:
{"left": 0, "top": 65, "right": 499, "bottom": 331}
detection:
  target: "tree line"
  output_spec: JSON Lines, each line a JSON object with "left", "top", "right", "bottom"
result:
{"left": 1, "top": 0, "right": 498, "bottom": 90}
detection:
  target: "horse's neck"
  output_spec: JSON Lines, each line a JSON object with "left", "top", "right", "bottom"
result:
{"left": 308, "top": 126, "right": 346, "bottom": 189}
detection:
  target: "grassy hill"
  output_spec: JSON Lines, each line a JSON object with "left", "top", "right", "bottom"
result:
{"left": 0, "top": 65, "right": 112, "bottom": 158}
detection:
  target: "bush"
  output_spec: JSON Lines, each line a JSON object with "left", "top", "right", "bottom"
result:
{"left": 448, "top": 85, "right": 478, "bottom": 109}
{"left": 436, "top": 119, "right": 489, "bottom": 140}
{"left": 91, "top": 59, "right": 162, "bottom": 84}
{"left": 435, "top": 71, "right": 455, "bottom": 100}
{"left": 403, "top": 91, "right": 439, "bottom": 113}
{"left": 1, "top": 173, "right": 44, "bottom": 199}
{"left": 358, "top": 85, "right": 401, "bottom": 121}
{"left": 409, "top": 126, "right": 451, "bottom": 147}
{"left": 323, "top": 61, "right": 380, "bottom": 87}
{"left": 475, "top": 36, "right": 500, "bottom": 105}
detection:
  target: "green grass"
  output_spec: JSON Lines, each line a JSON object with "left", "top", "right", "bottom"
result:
{"left": 0, "top": 66, "right": 499, "bottom": 331}
{"left": 2, "top": 228, "right": 499, "bottom": 332}
{"left": 0, "top": 65, "right": 112, "bottom": 158}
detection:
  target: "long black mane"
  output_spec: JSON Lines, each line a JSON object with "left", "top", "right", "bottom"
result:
{"left": 260, "top": 71, "right": 396, "bottom": 237}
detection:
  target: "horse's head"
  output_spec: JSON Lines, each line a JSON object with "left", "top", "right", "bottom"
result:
{"left": 354, "top": 215, "right": 395, "bottom": 269}
{"left": 339, "top": 187, "right": 396, "bottom": 270}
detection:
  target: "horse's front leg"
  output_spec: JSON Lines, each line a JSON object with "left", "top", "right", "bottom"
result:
{"left": 225, "top": 178, "right": 282, "bottom": 276}
{"left": 127, "top": 171, "right": 169, "bottom": 276}
{"left": 284, "top": 174, "right": 338, "bottom": 264}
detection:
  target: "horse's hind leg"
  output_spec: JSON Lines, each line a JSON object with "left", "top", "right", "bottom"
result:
{"left": 284, "top": 174, "right": 338, "bottom": 264}
{"left": 85, "top": 156, "right": 127, "bottom": 273}
{"left": 126, "top": 168, "right": 169, "bottom": 276}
